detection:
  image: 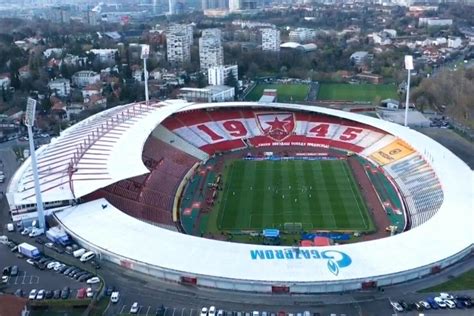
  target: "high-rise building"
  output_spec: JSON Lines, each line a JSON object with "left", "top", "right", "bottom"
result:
{"left": 261, "top": 28, "right": 280, "bottom": 52}
{"left": 229, "top": 0, "right": 240, "bottom": 11}
{"left": 199, "top": 29, "right": 224, "bottom": 71}
{"left": 202, "top": 0, "right": 227, "bottom": 10}
{"left": 167, "top": 24, "right": 193, "bottom": 65}
{"left": 51, "top": 6, "right": 71, "bottom": 24}
{"left": 208, "top": 65, "right": 238, "bottom": 86}
{"left": 289, "top": 28, "right": 317, "bottom": 43}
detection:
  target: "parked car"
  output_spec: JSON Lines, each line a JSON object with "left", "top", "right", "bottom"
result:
{"left": 76, "top": 288, "right": 87, "bottom": 299}
{"left": 434, "top": 297, "right": 447, "bottom": 308}
{"left": 105, "top": 286, "right": 115, "bottom": 296}
{"left": 426, "top": 297, "right": 439, "bottom": 309}
{"left": 60, "top": 286, "right": 70, "bottom": 299}
{"left": 53, "top": 289, "right": 61, "bottom": 299}
{"left": 390, "top": 301, "right": 404, "bottom": 312}
{"left": 130, "top": 302, "right": 139, "bottom": 314}
{"left": 78, "top": 274, "right": 90, "bottom": 282}
{"left": 1, "top": 275, "right": 8, "bottom": 284}
{"left": 86, "top": 276, "right": 100, "bottom": 284}
{"left": 21, "top": 227, "right": 32, "bottom": 236}
{"left": 445, "top": 299, "right": 456, "bottom": 309}
{"left": 36, "top": 289, "right": 45, "bottom": 300}
{"left": 398, "top": 300, "right": 410, "bottom": 311}
{"left": 110, "top": 291, "right": 120, "bottom": 303}
{"left": 86, "top": 288, "right": 93, "bottom": 298}
{"left": 440, "top": 292, "right": 454, "bottom": 300}
{"left": 53, "top": 246, "right": 64, "bottom": 254}
{"left": 45, "top": 242, "right": 54, "bottom": 249}
{"left": 14, "top": 289, "right": 23, "bottom": 297}
{"left": 28, "top": 289, "right": 37, "bottom": 300}
{"left": 200, "top": 307, "right": 208, "bottom": 316}
{"left": 53, "top": 264, "right": 65, "bottom": 272}
{"left": 26, "top": 259, "right": 35, "bottom": 265}
{"left": 10, "top": 265, "right": 18, "bottom": 276}
{"left": 45, "top": 290, "right": 53, "bottom": 299}
{"left": 208, "top": 306, "right": 216, "bottom": 316}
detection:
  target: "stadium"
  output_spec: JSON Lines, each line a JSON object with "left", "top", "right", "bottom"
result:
{"left": 6, "top": 100, "right": 473, "bottom": 293}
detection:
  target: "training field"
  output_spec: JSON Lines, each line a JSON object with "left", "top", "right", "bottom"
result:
{"left": 216, "top": 159, "right": 373, "bottom": 232}
{"left": 245, "top": 83, "right": 310, "bottom": 102}
{"left": 318, "top": 83, "right": 397, "bottom": 102}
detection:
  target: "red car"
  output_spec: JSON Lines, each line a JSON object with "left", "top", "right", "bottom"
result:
{"left": 76, "top": 288, "right": 86, "bottom": 299}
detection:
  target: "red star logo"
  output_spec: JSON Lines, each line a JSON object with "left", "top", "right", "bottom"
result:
{"left": 265, "top": 116, "right": 290, "bottom": 133}
{"left": 256, "top": 112, "right": 296, "bottom": 141}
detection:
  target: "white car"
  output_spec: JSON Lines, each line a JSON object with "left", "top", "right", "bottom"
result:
{"left": 54, "top": 263, "right": 65, "bottom": 271}
{"left": 200, "top": 307, "right": 208, "bottom": 316}
{"left": 390, "top": 301, "right": 404, "bottom": 312}
{"left": 444, "top": 299, "right": 456, "bottom": 309}
{"left": 45, "top": 242, "right": 54, "bottom": 249}
{"left": 110, "top": 291, "right": 120, "bottom": 303}
{"left": 28, "top": 289, "right": 37, "bottom": 300}
{"left": 86, "top": 287, "right": 93, "bottom": 298}
{"left": 208, "top": 306, "right": 216, "bottom": 316}
{"left": 26, "top": 259, "right": 35, "bottom": 265}
{"left": 1, "top": 275, "right": 8, "bottom": 284}
{"left": 130, "top": 302, "right": 139, "bottom": 314}
{"left": 36, "top": 289, "right": 45, "bottom": 300}
{"left": 419, "top": 301, "right": 431, "bottom": 309}
{"left": 434, "top": 297, "right": 447, "bottom": 308}
{"left": 47, "top": 261, "right": 60, "bottom": 270}
{"left": 439, "top": 292, "right": 454, "bottom": 300}
{"left": 86, "top": 276, "right": 100, "bottom": 284}
{"left": 21, "top": 227, "right": 32, "bottom": 236}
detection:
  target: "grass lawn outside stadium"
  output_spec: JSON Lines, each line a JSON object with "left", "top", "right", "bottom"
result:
{"left": 318, "top": 83, "right": 397, "bottom": 102}
{"left": 245, "top": 83, "right": 310, "bottom": 102}
{"left": 213, "top": 159, "right": 374, "bottom": 233}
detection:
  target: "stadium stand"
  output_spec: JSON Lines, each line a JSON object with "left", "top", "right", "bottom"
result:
{"left": 161, "top": 109, "right": 387, "bottom": 155}
{"left": 382, "top": 153, "right": 443, "bottom": 228}
{"left": 84, "top": 136, "right": 198, "bottom": 228}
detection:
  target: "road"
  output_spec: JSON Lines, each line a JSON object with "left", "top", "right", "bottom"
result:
{"left": 96, "top": 253, "right": 474, "bottom": 315}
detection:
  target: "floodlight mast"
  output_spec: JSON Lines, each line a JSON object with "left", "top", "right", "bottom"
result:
{"left": 25, "top": 98, "right": 45, "bottom": 229}
{"left": 141, "top": 44, "right": 150, "bottom": 104}
{"left": 404, "top": 55, "right": 414, "bottom": 127}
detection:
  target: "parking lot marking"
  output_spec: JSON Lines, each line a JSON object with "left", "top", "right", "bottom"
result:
{"left": 145, "top": 305, "right": 151, "bottom": 316}
{"left": 172, "top": 307, "right": 176, "bottom": 316}
{"left": 190, "top": 308, "right": 195, "bottom": 316}
{"left": 21, "top": 272, "right": 27, "bottom": 284}
{"left": 29, "top": 275, "right": 39, "bottom": 285}
{"left": 181, "top": 307, "right": 186, "bottom": 316}
{"left": 120, "top": 304, "right": 127, "bottom": 314}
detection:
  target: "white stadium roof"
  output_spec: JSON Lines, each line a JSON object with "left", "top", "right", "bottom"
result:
{"left": 7, "top": 100, "right": 191, "bottom": 206}
{"left": 47, "top": 101, "right": 473, "bottom": 285}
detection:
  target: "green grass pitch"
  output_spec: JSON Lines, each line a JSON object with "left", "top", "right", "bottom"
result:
{"left": 318, "top": 83, "right": 397, "bottom": 102}
{"left": 245, "top": 84, "right": 310, "bottom": 102}
{"left": 215, "top": 159, "right": 374, "bottom": 232}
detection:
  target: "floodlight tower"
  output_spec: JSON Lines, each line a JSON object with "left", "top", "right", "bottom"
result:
{"left": 141, "top": 44, "right": 150, "bottom": 104}
{"left": 404, "top": 55, "right": 414, "bottom": 127}
{"left": 25, "top": 98, "right": 45, "bottom": 229}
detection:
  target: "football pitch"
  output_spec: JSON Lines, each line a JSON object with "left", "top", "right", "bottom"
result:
{"left": 215, "top": 159, "right": 374, "bottom": 232}
{"left": 318, "top": 83, "right": 397, "bottom": 102}
{"left": 245, "top": 84, "right": 310, "bottom": 102}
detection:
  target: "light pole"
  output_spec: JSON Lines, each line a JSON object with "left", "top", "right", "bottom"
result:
{"left": 404, "top": 55, "right": 414, "bottom": 127}
{"left": 141, "top": 44, "right": 150, "bottom": 104}
{"left": 25, "top": 97, "right": 45, "bottom": 229}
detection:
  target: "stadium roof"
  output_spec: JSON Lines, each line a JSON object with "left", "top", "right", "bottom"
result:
{"left": 7, "top": 100, "right": 191, "bottom": 206}
{"left": 53, "top": 101, "right": 473, "bottom": 284}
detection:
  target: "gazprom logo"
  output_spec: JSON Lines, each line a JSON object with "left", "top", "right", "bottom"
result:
{"left": 250, "top": 248, "right": 352, "bottom": 276}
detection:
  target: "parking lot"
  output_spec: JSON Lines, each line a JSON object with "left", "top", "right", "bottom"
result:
{"left": 0, "top": 239, "right": 98, "bottom": 300}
